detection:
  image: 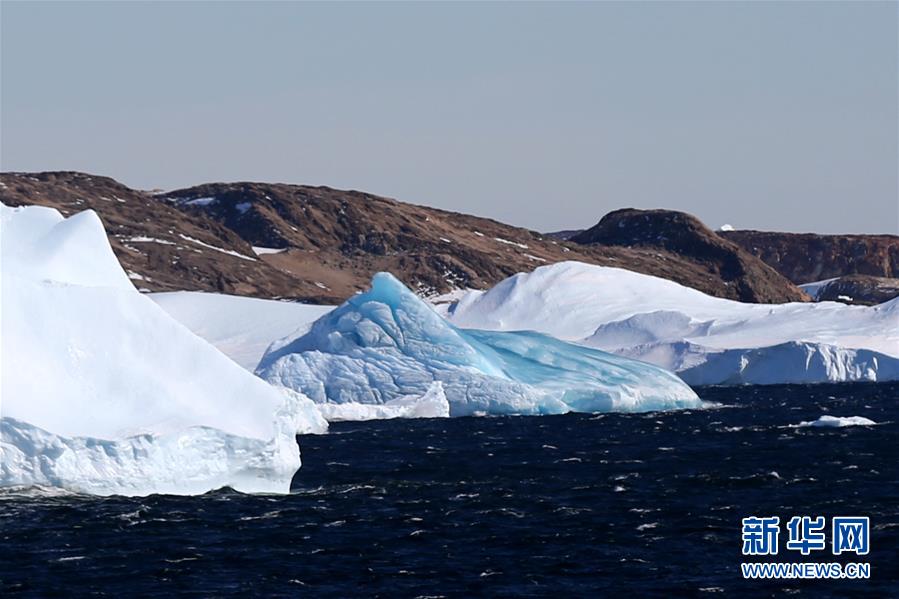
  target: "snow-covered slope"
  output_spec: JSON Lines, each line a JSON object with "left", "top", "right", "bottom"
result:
{"left": 441, "top": 262, "right": 899, "bottom": 384}
{"left": 151, "top": 292, "right": 333, "bottom": 370}
{"left": 257, "top": 273, "right": 701, "bottom": 416}
{"left": 1, "top": 203, "right": 326, "bottom": 496}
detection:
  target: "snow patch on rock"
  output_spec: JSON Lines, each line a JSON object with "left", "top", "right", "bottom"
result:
{"left": 178, "top": 234, "right": 256, "bottom": 261}
{"left": 252, "top": 246, "right": 287, "bottom": 256}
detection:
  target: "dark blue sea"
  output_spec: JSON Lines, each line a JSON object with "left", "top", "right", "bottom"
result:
{"left": 2, "top": 383, "right": 897, "bottom": 597}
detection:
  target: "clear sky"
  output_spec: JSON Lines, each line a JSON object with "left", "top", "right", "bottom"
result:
{"left": 2, "top": 1, "right": 896, "bottom": 234}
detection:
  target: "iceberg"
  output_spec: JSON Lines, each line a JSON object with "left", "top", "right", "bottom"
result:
{"left": 677, "top": 342, "right": 899, "bottom": 386}
{"left": 1, "top": 203, "right": 327, "bottom": 496}
{"left": 256, "top": 273, "right": 701, "bottom": 416}
{"left": 0, "top": 392, "right": 317, "bottom": 496}
{"left": 441, "top": 262, "right": 899, "bottom": 384}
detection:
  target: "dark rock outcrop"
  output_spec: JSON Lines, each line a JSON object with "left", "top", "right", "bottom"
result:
{"left": 570, "top": 209, "right": 809, "bottom": 303}
{"left": 721, "top": 230, "right": 899, "bottom": 283}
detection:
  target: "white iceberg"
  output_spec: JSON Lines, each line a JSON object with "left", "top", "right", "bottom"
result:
{"left": 797, "top": 415, "right": 878, "bottom": 428}
{"left": 256, "top": 272, "right": 701, "bottom": 416}
{"left": 441, "top": 262, "right": 899, "bottom": 384}
{"left": 1, "top": 203, "right": 326, "bottom": 496}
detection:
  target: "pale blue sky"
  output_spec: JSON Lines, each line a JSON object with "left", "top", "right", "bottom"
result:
{"left": 2, "top": 1, "right": 896, "bottom": 234}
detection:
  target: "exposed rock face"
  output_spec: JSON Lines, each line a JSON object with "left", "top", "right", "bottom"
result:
{"left": 720, "top": 230, "right": 899, "bottom": 283}
{"left": 809, "top": 275, "right": 899, "bottom": 306}
{"left": 544, "top": 229, "right": 583, "bottom": 241}
{"left": 1, "top": 172, "right": 808, "bottom": 303}
{"left": 570, "top": 209, "right": 809, "bottom": 303}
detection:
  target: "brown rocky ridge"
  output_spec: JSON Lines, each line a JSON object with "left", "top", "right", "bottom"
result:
{"left": 1, "top": 171, "right": 809, "bottom": 304}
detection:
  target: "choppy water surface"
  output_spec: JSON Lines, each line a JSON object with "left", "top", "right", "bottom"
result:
{"left": 2, "top": 383, "right": 897, "bottom": 596}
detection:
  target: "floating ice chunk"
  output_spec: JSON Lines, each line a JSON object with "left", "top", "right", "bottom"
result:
{"left": 257, "top": 273, "right": 700, "bottom": 416}
{"left": 797, "top": 415, "right": 877, "bottom": 428}
{"left": 316, "top": 382, "right": 450, "bottom": 422}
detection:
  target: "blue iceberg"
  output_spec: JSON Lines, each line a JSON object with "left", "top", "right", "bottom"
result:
{"left": 257, "top": 273, "right": 700, "bottom": 416}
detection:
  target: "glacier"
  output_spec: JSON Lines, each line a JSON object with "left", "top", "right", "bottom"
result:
{"left": 1, "top": 203, "right": 327, "bottom": 496}
{"left": 256, "top": 273, "right": 701, "bottom": 415}
{"left": 441, "top": 262, "right": 899, "bottom": 384}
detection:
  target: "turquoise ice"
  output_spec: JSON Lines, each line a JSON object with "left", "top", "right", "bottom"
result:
{"left": 257, "top": 273, "right": 701, "bottom": 416}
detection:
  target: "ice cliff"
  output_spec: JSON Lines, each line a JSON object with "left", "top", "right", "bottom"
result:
{"left": 0, "top": 203, "right": 326, "bottom": 496}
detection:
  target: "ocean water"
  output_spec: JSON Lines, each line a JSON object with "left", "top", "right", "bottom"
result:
{"left": 1, "top": 383, "right": 897, "bottom": 596}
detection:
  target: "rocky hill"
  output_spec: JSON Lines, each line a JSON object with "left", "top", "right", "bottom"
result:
{"left": 720, "top": 229, "right": 899, "bottom": 283}
{"left": 570, "top": 209, "right": 809, "bottom": 303}
{"left": 1, "top": 171, "right": 808, "bottom": 304}
{"left": 0, "top": 172, "right": 317, "bottom": 298}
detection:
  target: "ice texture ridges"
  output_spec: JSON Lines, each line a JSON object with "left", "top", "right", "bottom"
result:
{"left": 257, "top": 273, "right": 701, "bottom": 415}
